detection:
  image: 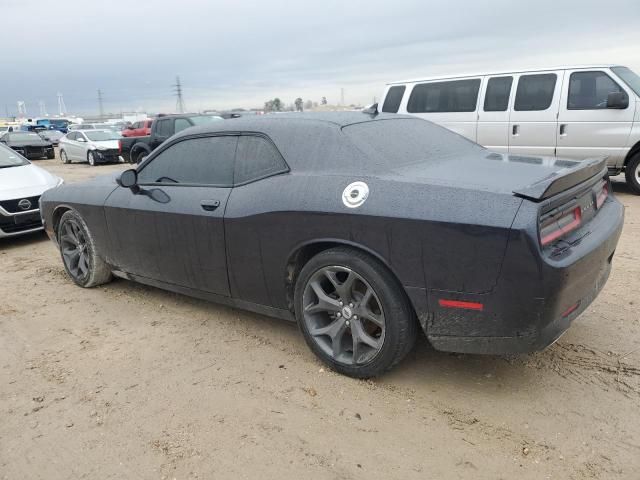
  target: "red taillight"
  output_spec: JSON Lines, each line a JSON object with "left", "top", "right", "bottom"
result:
{"left": 438, "top": 299, "right": 484, "bottom": 311}
{"left": 540, "top": 206, "right": 582, "bottom": 247}
{"left": 596, "top": 181, "right": 609, "bottom": 209}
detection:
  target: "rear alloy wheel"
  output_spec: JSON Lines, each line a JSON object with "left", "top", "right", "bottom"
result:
{"left": 58, "top": 210, "right": 112, "bottom": 288}
{"left": 60, "top": 149, "right": 70, "bottom": 164}
{"left": 87, "top": 151, "right": 96, "bottom": 166}
{"left": 625, "top": 153, "right": 640, "bottom": 195}
{"left": 295, "top": 247, "right": 417, "bottom": 378}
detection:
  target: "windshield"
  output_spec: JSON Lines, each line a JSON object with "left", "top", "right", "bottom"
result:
{"left": 0, "top": 144, "right": 29, "bottom": 168}
{"left": 85, "top": 130, "right": 121, "bottom": 141}
{"left": 611, "top": 66, "right": 640, "bottom": 97}
{"left": 7, "top": 132, "right": 42, "bottom": 142}
{"left": 50, "top": 119, "right": 69, "bottom": 127}
{"left": 188, "top": 115, "right": 224, "bottom": 125}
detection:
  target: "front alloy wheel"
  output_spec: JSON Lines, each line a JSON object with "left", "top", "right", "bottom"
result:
{"left": 88, "top": 151, "right": 96, "bottom": 166}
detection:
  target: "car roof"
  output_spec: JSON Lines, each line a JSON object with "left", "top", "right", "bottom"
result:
{"left": 387, "top": 64, "right": 625, "bottom": 85}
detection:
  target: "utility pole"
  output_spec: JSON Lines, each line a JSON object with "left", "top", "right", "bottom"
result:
{"left": 340, "top": 88, "right": 345, "bottom": 106}
{"left": 57, "top": 93, "right": 66, "bottom": 116}
{"left": 173, "top": 76, "right": 186, "bottom": 113}
{"left": 98, "top": 89, "right": 105, "bottom": 119}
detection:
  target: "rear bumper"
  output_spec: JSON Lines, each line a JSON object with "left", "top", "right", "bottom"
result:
{"left": 423, "top": 196, "right": 624, "bottom": 355}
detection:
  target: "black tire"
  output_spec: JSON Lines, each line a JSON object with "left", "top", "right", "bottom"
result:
{"left": 60, "top": 149, "right": 70, "bottom": 164}
{"left": 625, "top": 153, "right": 640, "bottom": 195}
{"left": 47, "top": 150, "right": 55, "bottom": 160}
{"left": 134, "top": 149, "right": 148, "bottom": 164}
{"left": 57, "top": 210, "right": 112, "bottom": 288}
{"left": 294, "top": 247, "right": 417, "bottom": 378}
{"left": 87, "top": 151, "right": 96, "bottom": 166}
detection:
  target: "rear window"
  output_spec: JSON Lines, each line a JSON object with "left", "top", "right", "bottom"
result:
{"left": 514, "top": 74, "right": 557, "bottom": 111}
{"left": 381, "top": 86, "right": 406, "bottom": 113}
{"left": 407, "top": 79, "right": 480, "bottom": 113}
{"left": 343, "top": 118, "right": 483, "bottom": 171}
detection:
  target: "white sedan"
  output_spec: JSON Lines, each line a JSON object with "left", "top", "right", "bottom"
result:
{"left": 0, "top": 143, "right": 63, "bottom": 238}
{"left": 59, "top": 130, "right": 123, "bottom": 166}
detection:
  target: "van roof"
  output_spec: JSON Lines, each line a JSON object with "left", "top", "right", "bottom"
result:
{"left": 387, "top": 64, "right": 624, "bottom": 85}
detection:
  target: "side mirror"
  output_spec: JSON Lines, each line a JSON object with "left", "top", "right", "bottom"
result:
{"left": 77, "top": 137, "right": 86, "bottom": 142}
{"left": 607, "top": 91, "right": 628, "bottom": 109}
{"left": 117, "top": 169, "right": 139, "bottom": 191}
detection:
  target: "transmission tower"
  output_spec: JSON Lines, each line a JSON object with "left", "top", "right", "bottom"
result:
{"left": 57, "top": 93, "right": 67, "bottom": 116}
{"left": 98, "top": 89, "right": 105, "bottom": 119}
{"left": 39, "top": 101, "right": 48, "bottom": 117}
{"left": 173, "top": 76, "right": 186, "bottom": 113}
{"left": 17, "top": 101, "right": 26, "bottom": 116}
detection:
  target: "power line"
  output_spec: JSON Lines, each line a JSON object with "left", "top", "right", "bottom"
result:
{"left": 98, "top": 89, "right": 105, "bottom": 119}
{"left": 57, "top": 93, "right": 66, "bottom": 116}
{"left": 173, "top": 76, "right": 186, "bottom": 113}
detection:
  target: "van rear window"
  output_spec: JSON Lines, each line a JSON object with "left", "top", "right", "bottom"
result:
{"left": 407, "top": 79, "right": 480, "bottom": 114}
{"left": 381, "top": 86, "right": 406, "bottom": 113}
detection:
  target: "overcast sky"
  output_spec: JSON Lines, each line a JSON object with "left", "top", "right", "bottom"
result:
{"left": 1, "top": 0, "right": 639, "bottom": 116}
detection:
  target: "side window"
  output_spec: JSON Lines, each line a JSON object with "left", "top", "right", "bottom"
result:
{"left": 407, "top": 79, "right": 481, "bottom": 113}
{"left": 137, "top": 136, "right": 237, "bottom": 186}
{"left": 568, "top": 71, "right": 625, "bottom": 110}
{"left": 514, "top": 74, "right": 557, "bottom": 111}
{"left": 234, "top": 135, "right": 288, "bottom": 185}
{"left": 132, "top": 122, "right": 141, "bottom": 129}
{"left": 67, "top": 132, "right": 77, "bottom": 140}
{"left": 174, "top": 118, "right": 192, "bottom": 133}
{"left": 381, "top": 86, "right": 406, "bottom": 113}
{"left": 483, "top": 76, "right": 513, "bottom": 112}
{"left": 156, "top": 119, "right": 173, "bottom": 137}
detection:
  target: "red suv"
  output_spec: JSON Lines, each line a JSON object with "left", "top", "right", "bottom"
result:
{"left": 121, "top": 119, "right": 152, "bottom": 137}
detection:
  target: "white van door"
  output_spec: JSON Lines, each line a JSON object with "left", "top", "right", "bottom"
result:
{"left": 508, "top": 71, "right": 563, "bottom": 156}
{"left": 477, "top": 75, "right": 514, "bottom": 153}
{"left": 403, "top": 78, "right": 481, "bottom": 142}
{"left": 556, "top": 69, "right": 635, "bottom": 166}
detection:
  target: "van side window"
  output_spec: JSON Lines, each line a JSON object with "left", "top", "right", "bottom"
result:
{"left": 382, "top": 86, "right": 406, "bottom": 113}
{"left": 407, "top": 79, "right": 481, "bottom": 113}
{"left": 568, "top": 71, "right": 625, "bottom": 110}
{"left": 514, "top": 74, "right": 557, "bottom": 111}
{"left": 483, "top": 76, "right": 513, "bottom": 112}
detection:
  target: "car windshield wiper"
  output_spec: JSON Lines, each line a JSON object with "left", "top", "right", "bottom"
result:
{"left": 155, "top": 176, "right": 179, "bottom": 183}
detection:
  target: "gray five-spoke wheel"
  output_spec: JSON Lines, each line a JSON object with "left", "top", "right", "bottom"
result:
{"left": 302, "top": 266, "right": 385, "bottom": 365}
{"left": 59, "top": 219, "right": 90, "bottom": 280}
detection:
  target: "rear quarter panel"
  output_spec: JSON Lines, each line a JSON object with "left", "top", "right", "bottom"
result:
{"left": 225, "top": 173, "right": 522, "bottom": 311}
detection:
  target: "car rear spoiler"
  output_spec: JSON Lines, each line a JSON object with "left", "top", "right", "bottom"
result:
{"left": 513, "top": 157, "right": 608, "bottom": 201}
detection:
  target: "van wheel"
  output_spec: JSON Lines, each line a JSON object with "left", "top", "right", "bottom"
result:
{"left": 625, "top": 154, "right": 640, "bottom": 195}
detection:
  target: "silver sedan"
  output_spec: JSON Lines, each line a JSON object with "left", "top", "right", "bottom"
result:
{"left": 59, "top": 130, "right": 123, "bottom": 166}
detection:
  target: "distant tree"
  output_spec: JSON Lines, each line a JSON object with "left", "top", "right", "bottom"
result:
{"left": 321, "top": 96, "right": 327, "bottom": 105}
{"left": 295, "top": 97, "right": 303, "bottom": 112}
{"left": 264, "top": 98, "right": 283, "bottom": 112}
{"left": 304, "top": 99, "right": 313, "bottom": 110}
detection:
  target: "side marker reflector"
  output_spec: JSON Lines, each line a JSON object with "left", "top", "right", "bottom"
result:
{"left": 561, "top": 302, "right": 580, "bottom": 318}
{"left": 438, "top": 299, "right": 484, "bottom": 311}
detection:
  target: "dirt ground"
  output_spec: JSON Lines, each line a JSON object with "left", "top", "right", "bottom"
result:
{"left": 1, "top": 153, "right": 639, "bottom": 480}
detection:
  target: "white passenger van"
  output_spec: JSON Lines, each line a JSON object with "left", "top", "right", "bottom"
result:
{"left": 379, "top": 65, "right": 640, "bottom": 193}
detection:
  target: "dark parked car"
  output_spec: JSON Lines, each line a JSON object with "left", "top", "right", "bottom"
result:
{"left": 118, "top": 114, "right": 223, "bottom": 164}
{"left": 0, "top": 131, "right": 55, "bottom": 159}
{"left": 40, "top": 112, "right": 623, "bottom": 378}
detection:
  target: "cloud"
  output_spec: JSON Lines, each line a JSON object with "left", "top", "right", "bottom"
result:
{"left": 1, "top": 0, "right": 639, "bottom": 115}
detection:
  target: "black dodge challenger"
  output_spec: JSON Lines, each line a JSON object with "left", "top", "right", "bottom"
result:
{"left": 40, "top": 112, "right": 624, "bottom": 378}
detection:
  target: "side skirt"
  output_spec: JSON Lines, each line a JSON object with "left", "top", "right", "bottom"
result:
{"left": 111, "top": 270, "right": 295, "bottom": 322}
